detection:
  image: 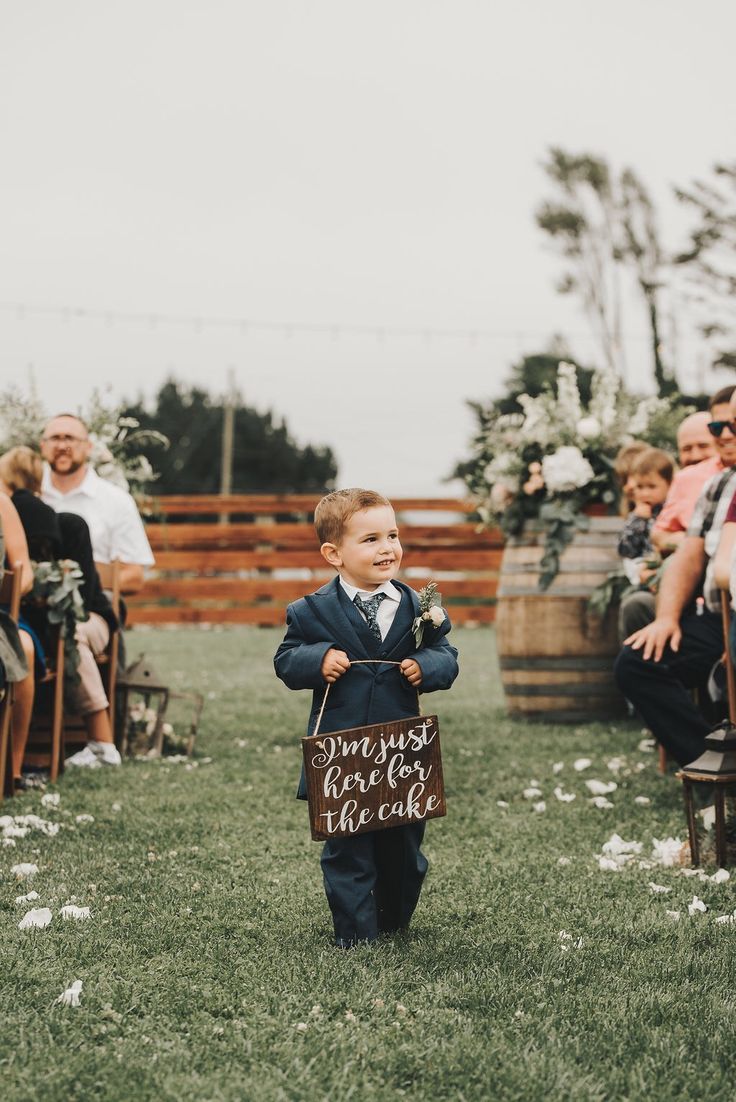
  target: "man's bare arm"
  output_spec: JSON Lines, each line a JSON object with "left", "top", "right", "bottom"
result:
{"left": 624, "top": 536, "right": 706, "bottom": 661}
{"left": 119, "top": 563, "right": 145, "bottom": 595}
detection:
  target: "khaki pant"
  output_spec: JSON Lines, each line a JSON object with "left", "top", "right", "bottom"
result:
{"left": 72, "top": 612, "right": 110, "bottom": 715}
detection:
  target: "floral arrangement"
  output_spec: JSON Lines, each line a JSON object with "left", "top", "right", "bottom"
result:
{"left": 0, "top": 384, "right": 168, "bottom": 505}
{"left": 31, "top": 560, "right": 87, "bottom": 684}
{"left": 458, "top": 361, "right": 677, "bottom": 589}
{"left": 412, "top": 581, "right": 446, "bottom": 647}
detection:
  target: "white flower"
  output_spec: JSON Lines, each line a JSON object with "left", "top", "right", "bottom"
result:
{"left": 553, "top": 786, "right": 576, "bottom": 803}
{"left": 75, "top": 815, "right": 95, "bottom": 824}
{"left": 589, "top": 796, "right": 614, "bottom": 809}
{"left": 11, "top": 862, "right": 39, "bottom": 879}
{"left": 576, "top": 415, "right": 601, "bottom": 440}
{"left": 598, "top": 856, "right": 622, "bottom": 871}
{"left": 585, "top": 780, "right": 617, "bottom": 796}
{"left": 496, "top": 800, "right": 509, "bottom": 809}
{"left": 523, "top": 787, "right": 543, "bottom": 799}
{"left": 41, "top": 793, "right": 60, "bottom": 808}
{"left": 295, "top": 1022, "right": 308, "bottom": 1033}
{"left": 651, "top": 837, "right": 684, "bottom": 867}
{"left": 573, "top": 758, "right": 592, "bottom": 772}
{"left": 688, "top": 896, "right": 708, "bottom": 916}
{"left": 56, "top": 980, "right": 83, "bottom": 1007}
{"left": 648, "top": 883, "right": 671, "bottom": 894}
{"left": 552, "top": 761, "right": 564, "bottom": 774}
{"left": 427, "top": 605, "right": 445, "bottom": 627}
{"left": 712, "top": 868, "right": 730, "bottom": 884}
{"left": 556, "top": 362, "right": 583, "bottom": 424}
{"left": 532, "top": 801, "right": 546, "bottom": 813}
{"left": 634, "top": 796, "right": 651, "bottom": 806}
{"left": 60, "top": 905, "right": 91, "bottom": 921}
{"left": 638, "top": 738, "right": 655, "bottom": 753}
{"left": 557, "top": 856, "right": 571, "bottom": 866}
{"left": 542, "top": 446, "right": 595, "bottom": 495}
{"left": 607, "top": 757, "right": 625, "bottom": 773}
{"left": 18, "top": 907, "right": 52, "bottom": 929}
{"left": 666, "top": 910, "right": 682, "bottom": 922}
{"left": 715, "top": 915, "right": 735, "bottom": 925}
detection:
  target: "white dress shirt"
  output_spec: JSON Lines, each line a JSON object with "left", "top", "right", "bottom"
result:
{"left": 339, "top": 578, "right": 402, "bottom": 640}
{"left": 41, "top": 465, "right": 155, "bottom": 566}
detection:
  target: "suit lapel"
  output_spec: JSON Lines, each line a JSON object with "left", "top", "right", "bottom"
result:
{"left": 305, "top": 577, "right": 372, "bottom": 659}
{"left": 382, "top": 582, "right": 419, "bottom": 658}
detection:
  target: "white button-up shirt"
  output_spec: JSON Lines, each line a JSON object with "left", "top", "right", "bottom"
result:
{"left": 41, "top": 465, "right": 155, "bottom": 566}
{"left": 339, "top": 578, "right": 401, "bottom": 640}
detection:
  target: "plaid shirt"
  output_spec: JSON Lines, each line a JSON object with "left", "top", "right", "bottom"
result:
{"left": 686, "top": 466, "right": 736, "bottom": 611}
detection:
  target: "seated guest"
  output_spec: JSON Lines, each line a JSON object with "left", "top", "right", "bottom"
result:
{"left": 676, "top": 410, "right": 717, "bottom": 468}
{"left": 613, "top": 441, "right": 649, "bottom": 517}
{"left": 0, "top": 445, "right": 121, "bottom": 770}
{"left": 614, "top": 388, "right": 736, "bottom": 768}
{"left": 617, "top": 448, "right": 674, "bottom": 638}
{"left": 651, "top": 386, "right": 736, "bottom": 555}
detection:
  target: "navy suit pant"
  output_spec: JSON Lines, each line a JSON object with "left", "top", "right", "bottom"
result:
{"left": 613, "top": 608, "right": 723, "bottom": 767}
{"left": 321, "top": 823, "right": 428, "bottom": 947}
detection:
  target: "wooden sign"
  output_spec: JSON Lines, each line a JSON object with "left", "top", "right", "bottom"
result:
{"left": 302, "top": 714, "right": 445, "bottom": 841}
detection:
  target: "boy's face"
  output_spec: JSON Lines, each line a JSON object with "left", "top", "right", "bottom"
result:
{"left": 321, "top": 505, "right": 403, "bottom": 590}
{"left": 634, "top": 472, "right": 669, "bottom": 507}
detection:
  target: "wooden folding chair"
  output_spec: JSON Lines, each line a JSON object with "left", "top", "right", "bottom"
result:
{"left": 0, "top": 569, "right": 22, "bottom": 799}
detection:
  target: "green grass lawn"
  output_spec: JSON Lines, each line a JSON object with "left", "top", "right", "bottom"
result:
{"left": 3, "top": 626, "right": 736, "bottom": 1101}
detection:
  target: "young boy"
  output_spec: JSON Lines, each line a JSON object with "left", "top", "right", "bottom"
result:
{"left": 617, "top": 447, "right": 675, "bottom": 585}
{"left": 274, "top": 488, "right": 459, "bottom": 948}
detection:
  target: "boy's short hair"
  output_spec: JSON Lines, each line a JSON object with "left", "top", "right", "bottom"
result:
{"left": 314, "top": 488, "right": 392, "bottom": 545}
{"left": 0, "top": 445, "right": 43, "bottom": 493}
{"left": 632, "top": 447, "right": 675, "bottom": 484}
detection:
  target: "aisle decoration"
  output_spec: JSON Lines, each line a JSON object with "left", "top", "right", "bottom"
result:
{"left": 458, "top": 361, "right": 675, "bottom": 588}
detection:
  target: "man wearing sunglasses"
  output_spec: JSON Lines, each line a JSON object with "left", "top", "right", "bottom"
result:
{"left": 651, "top": 386, "right": 736, "bottom": 555}
{"left": 615, "top": 385, "right": 736, "bottom": 768}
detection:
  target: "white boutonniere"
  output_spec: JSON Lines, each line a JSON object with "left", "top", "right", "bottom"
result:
{"left": 412, "top": 581, "right": 446, "bottom": 648}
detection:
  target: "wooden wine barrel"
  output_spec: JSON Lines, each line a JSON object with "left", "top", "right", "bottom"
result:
{"left": 496, "top": 517, "right": 625, "bottom": 722}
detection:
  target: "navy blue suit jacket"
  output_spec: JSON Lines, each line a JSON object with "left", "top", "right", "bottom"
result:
{"left": 273, "top": 576, "right": 459, "bottom": 798}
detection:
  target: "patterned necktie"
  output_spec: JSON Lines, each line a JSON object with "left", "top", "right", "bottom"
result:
{"left": 353, "top": 592, "right": 386, "bottom": 641}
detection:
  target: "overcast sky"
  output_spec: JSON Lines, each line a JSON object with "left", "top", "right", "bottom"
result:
{"left": 1, "top": 1, "right": 734, "bottom": 494}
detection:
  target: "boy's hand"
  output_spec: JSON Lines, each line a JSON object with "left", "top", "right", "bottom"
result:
{"left": 321, "top": 648, "right": 350, "bottom": 683}
{"left": 633, "top": 503, "right": 652, "bottom": 519}
{"left": 400, "top": 658, "right": 423, "bottom": 687}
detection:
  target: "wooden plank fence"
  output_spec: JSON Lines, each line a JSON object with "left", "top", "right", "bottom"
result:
{"left": 127, "top": 495, "right": 503, "bottom": 626}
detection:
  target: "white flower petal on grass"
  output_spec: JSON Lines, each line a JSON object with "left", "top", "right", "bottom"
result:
{"left": 295, "top": 1022, "right": 308, "bottom": 1032}
{"left": 75, "top": 815, "right": 95, "bottom": 824}
{"left": 18, "top": 907, "right": 52, "bottom": 929}
{"left": 60, "top": 905, "right": 91, "bottom": 921}
{"left": 11, "top": 862, "right": 39, "bottom": 879}
{"left": 557, "top": 856, "right": 572, "bottom": 866}
{"left": 603, "top": 833, "right": 642, "bottom": 857}
{"left": 553, "top": 787, "right": 576, "bottom": 803}
{"left": 2, "top": 837, "right": 17, "bottom": 847}
{"left": 532, "top": 801, "right": 546, "bottom": 813}
{"left": 4, "top": 826, "right": 29, "bottom": 838}
{"left": 589, "top": 797, "right": 614, "bottom": 809}
{"left": 634, "top": 796, "right": 651, "bottom": 806}
{"left": 552, "top": 762, "right": 564, "bottom": 775}
{"left": 111, "top": 802, "right": 122, "bottom": 813}
{"left": 666, "top": 910, "right": 682, "bottom": 921}
{"left": 688, "top": 896, "right": 708, "bottom": 916}
{"left": 496, "top": 800, "right": 509, "bottom": 809}
{"left": 56, "top": 980, "right": 83, "bottom": 1007}
{"left": 649, "top": 882, "right": 671, "bottom": 894}
{"left": 715, "top": 915, "right": 735, "bottom": 926}
{"left": 651, "top": 837, "right": 685, "bottom": 867}
{"left": 638, "top": 738, "right": 655, "bottom": 753}
{"left": 523, "top": 788, "right": 543, "bottom": 800}
{"left": 712, "top": 868, "right": 730, "bottom": 884}
{"left": 41, "top": 793, "right": 60, "bottom": 809}
{"left": 573, "top": 758, "right": 592, "bottom": 772}
{"left": 585, "top": 779, "right": 617, "bottom": 795}
{"left": 598, "top": 856, "right": 622, "bottom": 871}
{"left": 607, "top": 757, "right": 625, "bottom": 773}
{"left": 15, "top": 891, "right": 40, "bottom": 904}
